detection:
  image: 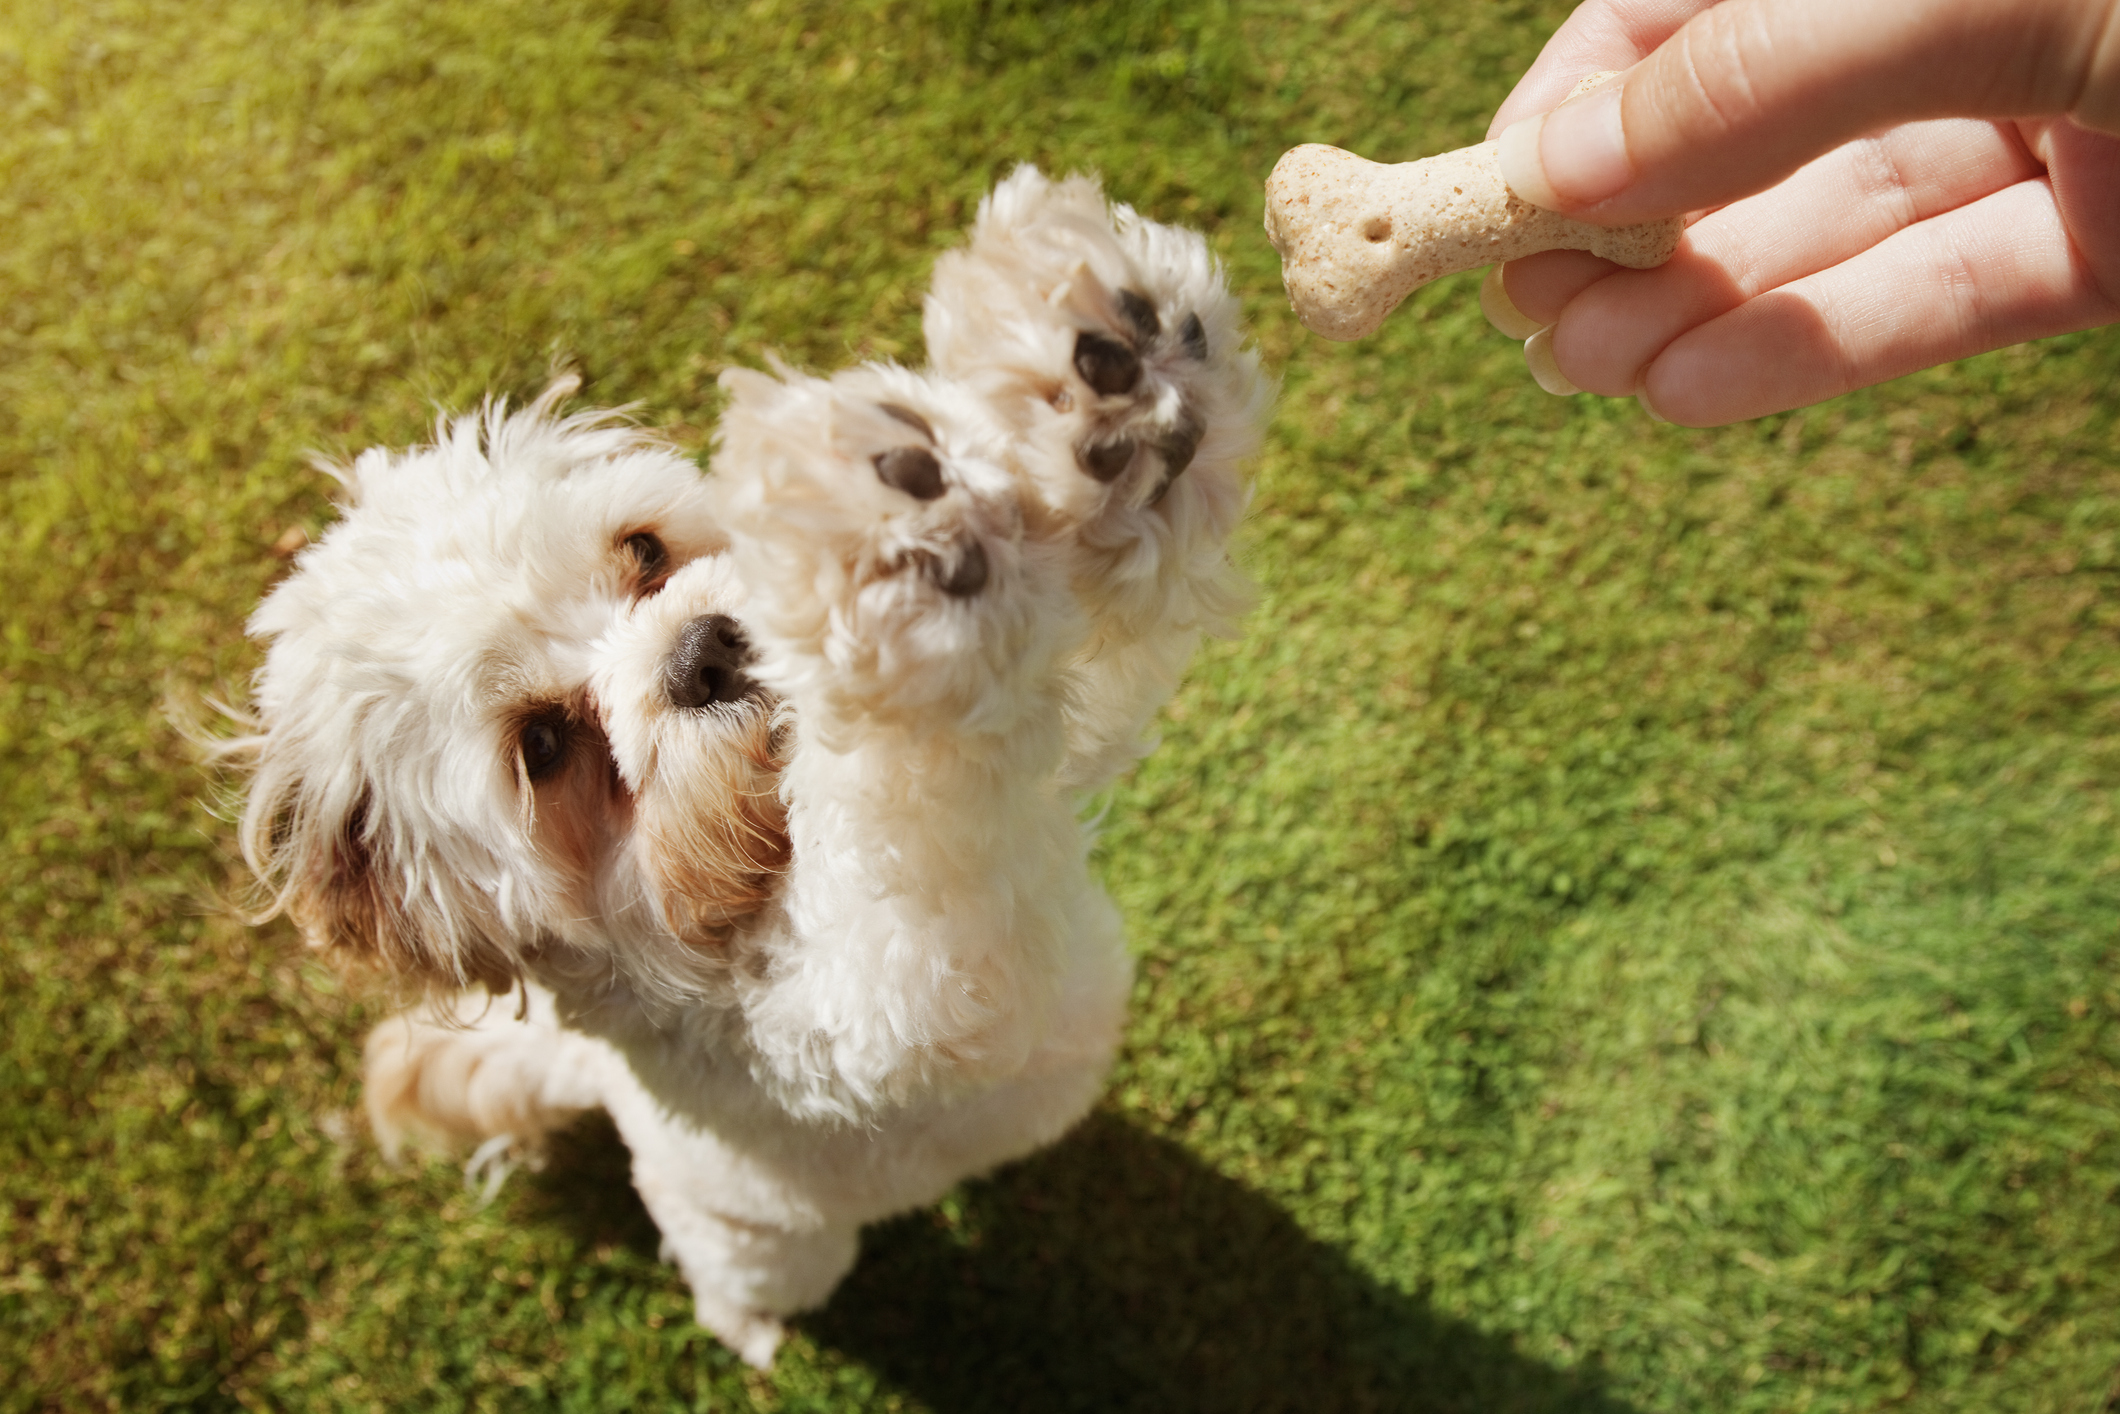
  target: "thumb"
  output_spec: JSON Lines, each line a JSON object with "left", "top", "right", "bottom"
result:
{"left": 1497, "top": 0, "right": 2120, "bottom": 225}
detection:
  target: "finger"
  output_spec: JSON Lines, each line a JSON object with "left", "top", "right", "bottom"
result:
{"left": 1549, "top": 119, "right": 2041, "bottom": 395}
{"left": 1492, "top": 250, "right": 1624, "bottom": 329}
{"left": 1480, "top": 266, "right": 1551, "bottom": 339}
{"left": 1637, "top": 177, "right": 2120, "bottom": 425}
{"left": 2024, "top": 118, "right": 2120, "bottom": 298}
{"left": 1497, "top": 0, "right": 2120, "bottom": 225}
{"left": 1490, "top": 208, "right": 1722, "bottom": 332}
{"left": 1487, "top": 0, "right": 1716, "bottom": 137}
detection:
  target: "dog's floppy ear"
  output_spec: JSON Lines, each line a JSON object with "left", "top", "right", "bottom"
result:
{"left": 227, "top": 736, "right": 520, "bottom": 992}
{"left": 279, "top": 790, "right": 521, "bottom": 993}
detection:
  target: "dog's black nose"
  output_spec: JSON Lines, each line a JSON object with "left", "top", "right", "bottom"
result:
{"left": 665, "top": 614, "right": 756, "bottom": 710}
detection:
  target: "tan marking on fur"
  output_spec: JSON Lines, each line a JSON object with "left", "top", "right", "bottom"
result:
{"left": 514, "top": 695, "right": 629, "bottom": 901}
{"left": 636, "top": 709, "right": 791, "bottom": 948}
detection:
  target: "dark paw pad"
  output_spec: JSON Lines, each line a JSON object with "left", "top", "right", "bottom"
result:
{"left": 873, "top": 446, "right": 945, "bottom": 501}
{"left": 1178, "top": 312, "right": 1208, "bottom": 362}
{"left": 877, "top": 402, "right": 936, "bottom": 441}
{"left": 928, "top": 539, "right": 989, "bottom": 597}
{"left": 1073, "top": 332, "right": 1141, "bottom": 397}
{"left": 1117, "top": 289, "right": 1161, "bottom": 342}
{"left": 1149, "top": 413, "right": 1204, "bottom": 505}
{"left": 1077, "top": 437, "right": 1136, "bottom": 483}
{"left": 1156, "top": 415, "right": 1202, "bottom": 480}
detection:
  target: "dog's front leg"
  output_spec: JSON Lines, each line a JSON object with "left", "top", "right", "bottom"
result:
{"left": 921, "top": 169, "right": 1274, "bottom": 795}
{"left": 710, "top": 362, "right": 1094, "bottom": 1122}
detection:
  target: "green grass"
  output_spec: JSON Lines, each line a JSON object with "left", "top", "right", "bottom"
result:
{"left": 5, "top": 0, "right": 2119, "bottom": 1409}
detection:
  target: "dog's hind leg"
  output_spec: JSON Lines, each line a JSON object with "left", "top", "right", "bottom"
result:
{"left": 630, "top": 1163, "right": 859, "bottom": 1370}
{"left": 363, "top": 983, "right": 612, "bottom": 1162}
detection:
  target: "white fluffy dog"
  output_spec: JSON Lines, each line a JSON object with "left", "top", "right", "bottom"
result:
{"left": 227, "top": 169, "right": 1268, "bottom": 1367}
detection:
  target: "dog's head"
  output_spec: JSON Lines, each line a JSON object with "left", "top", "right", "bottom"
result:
{"left": 233, "top": 378, "right": 788, "bottom": 992}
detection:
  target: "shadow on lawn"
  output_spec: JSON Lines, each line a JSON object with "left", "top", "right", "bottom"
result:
{"left": 532, "top": 1110, "right": 1632, "bottom": 1413}
{"left": 809, "top": 1111, "right": 1636, "bottom": 1414}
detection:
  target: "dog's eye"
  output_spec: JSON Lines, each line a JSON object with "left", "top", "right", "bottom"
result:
{"left": 623, "top": 532, "right": 669, "bottom": 585}
{"left": 520, "top": 717, "right": 568, "bottom": 779}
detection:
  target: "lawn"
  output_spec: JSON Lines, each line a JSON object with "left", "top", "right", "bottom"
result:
{"left": 4, "top": 0, "right": 2119, "bottom": 1409}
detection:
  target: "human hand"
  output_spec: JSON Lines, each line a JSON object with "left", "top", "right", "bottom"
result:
{"left": 1480, "top": 0, "right": 2120, "bottom": 425}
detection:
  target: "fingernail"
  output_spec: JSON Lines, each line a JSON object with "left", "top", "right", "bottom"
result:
{"left": 1497, "top": 114, "right": 1561, "bottom": 209}
{"left": 1523, "top": 326, "right": 1580, "bottom": 396}
{"left": 1479, "top": 266, "right": 1545, "bottom": 340}
{"left": 1497, "top": 81, "right": 1632, "bottom": 211}
{"left": 1634, "top": 377, "right": 1669, "bottom": 423}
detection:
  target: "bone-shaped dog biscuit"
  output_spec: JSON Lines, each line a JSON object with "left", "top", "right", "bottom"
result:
{"left": 1264, "top": 76, "right": 1686, "bottom": 342}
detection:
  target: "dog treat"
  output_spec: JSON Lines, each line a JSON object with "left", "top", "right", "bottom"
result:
{"left": 1263, "top": 74, "right": 1685, "bottom": 341}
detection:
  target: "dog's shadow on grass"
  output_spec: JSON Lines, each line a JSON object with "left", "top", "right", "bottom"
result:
{"left": 538, "top": 1110, "right": 1628, "bottom": 1407}
{"left": 811, "top": 1111, "right": 1635, "bottom": 1414}
{"left": 538, "top": 1109, "right": 1636, "bottom": 1414}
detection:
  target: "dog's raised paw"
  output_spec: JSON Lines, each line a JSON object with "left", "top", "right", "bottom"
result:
{"left": 708, "top": 361, "right": 1076, "bottom": 725}
{"left": 713, "top": 363, "right": 1021, "bottom": 605}
{"left": 921, "top": 167, "right": 1262, "bottom": 537}
{"left": 1009, "top": 274, "right": 1220, "bottom": 523}
{"left": 1063, "top": 295, "right": 1210, "bottom": 507}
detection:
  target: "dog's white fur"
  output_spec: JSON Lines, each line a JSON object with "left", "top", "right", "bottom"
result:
{"left": 226, "top": 169, "right": 1269, "bottom": 1367}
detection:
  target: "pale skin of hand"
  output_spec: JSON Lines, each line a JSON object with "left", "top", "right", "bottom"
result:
{"left": 1483, "top": 0, "right": 2120, "bottom": 426}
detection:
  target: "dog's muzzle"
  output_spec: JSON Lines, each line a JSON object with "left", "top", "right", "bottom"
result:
{"left": 665, "top": 614, "right": 759, "bottom": 709}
